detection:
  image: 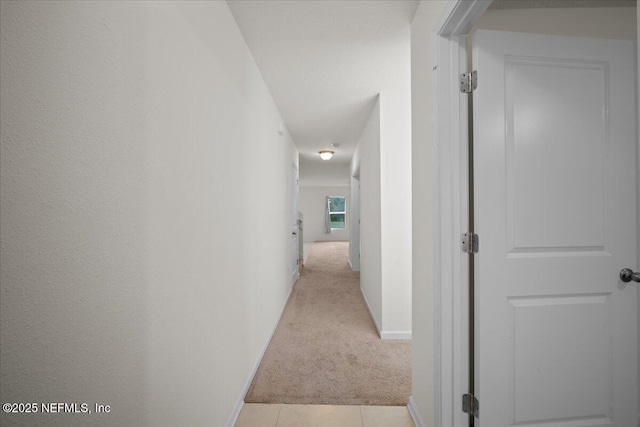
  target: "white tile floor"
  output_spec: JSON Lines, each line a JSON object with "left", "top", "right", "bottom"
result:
{"left": 235, "top": 403, "right": 415, "bottom": 427}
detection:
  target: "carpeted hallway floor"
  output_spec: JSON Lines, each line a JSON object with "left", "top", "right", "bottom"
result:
{"left": 244, "top": 241, "right": 411, "bottom": 406}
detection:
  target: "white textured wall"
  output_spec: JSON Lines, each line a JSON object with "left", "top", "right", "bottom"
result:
{"left": 299, "top": 161, "right": 350, "bottom": 187}
{"left": 299, "top": 185, "right": 350, "bottom": 242}
{"left": 410, "top": 1, "right": 447, "bottom": 425}
{"left": 352, "top": 99, "right": 383, "bottom": 332}
{"left": 1, "top": 2, "right": 148, "bottom": 425}
{"left": 379, "top": 91, "right": 412, "bottom": 335}
{"left": 351, "top": 92, "right": 412, "bottom": 337}
{"left": 0, "top": 2, "right": 298, "bottom": 426}
{"left": 473, "top": 6, "right": 637, "bottom": 40}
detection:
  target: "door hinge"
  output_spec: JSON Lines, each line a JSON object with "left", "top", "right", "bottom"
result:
{"left": 461, "top": 232, "right": 479, "bottom": 253}
{"left": 460, "top": 70, "right": 477, "bottom": 93}
{"left": 462, "top": 393, "right": 479, "bottom": 418}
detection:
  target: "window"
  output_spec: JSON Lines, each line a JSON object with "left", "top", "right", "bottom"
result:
{"left": 328, "top": 197, "right": 346, "bottom": 229}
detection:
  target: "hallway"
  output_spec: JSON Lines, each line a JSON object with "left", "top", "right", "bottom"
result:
{"left": 4, "top": 1, "right": 637, "bottom": 426}
{"left": 245, "top": 242, "right": 411, "bottom": 406}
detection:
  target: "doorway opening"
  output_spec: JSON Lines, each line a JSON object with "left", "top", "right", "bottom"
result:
{"left": 433, "top": 2, "right": 639, "bottom": 425}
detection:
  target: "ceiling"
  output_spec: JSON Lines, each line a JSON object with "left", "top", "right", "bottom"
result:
{"left": 227, "top": 0, "right": 418, "bottom": 184}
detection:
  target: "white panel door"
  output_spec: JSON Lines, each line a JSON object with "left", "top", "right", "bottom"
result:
{"left": 473, "top": 30, "right": 638, "bottom": 427}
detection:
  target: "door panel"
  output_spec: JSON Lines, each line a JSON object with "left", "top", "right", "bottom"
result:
{"left": 508, "top": 294, "right": 612, "bottom": 424}
{"left": 473, "top": 30, "right": 637, "bottom": 427}
{"left": 506, "top": 57, "right": 607, "bottom": 254}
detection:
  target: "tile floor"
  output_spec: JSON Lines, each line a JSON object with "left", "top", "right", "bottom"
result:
{"left": 235, "top": 403, "right": 415, "bottom": 427}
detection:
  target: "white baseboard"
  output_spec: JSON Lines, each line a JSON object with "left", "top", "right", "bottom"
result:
{"left": 292, "top": 270, "right": 300, "bottom": 286}
{"left": 360, "top": 287, "right": 411, "bottom": 339}
{"left": 408, "top": 396, "right": 426, "bottom": 427}
{"left": 360, "top": 287, "right": 381, "bottom": 338}
{"left": 226, "top": 400, "right": 243, "bottom": 427}
{"left": 225, "top": 286, "right": 294, "bottom": 427}
{"left": 381, "top": 330, "right": 412, "bottom": 340}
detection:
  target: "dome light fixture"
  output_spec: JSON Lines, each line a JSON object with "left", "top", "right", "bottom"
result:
{"left": 319, "top": 150, "right": 334, "bottom": 160}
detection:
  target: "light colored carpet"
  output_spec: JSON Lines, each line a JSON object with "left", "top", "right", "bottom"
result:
{"left": 245, "top": 241, "right": 412, "bottom": 406}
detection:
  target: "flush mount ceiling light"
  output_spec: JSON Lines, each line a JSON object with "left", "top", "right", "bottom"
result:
{"left": 319, "top": 150, "right": 334, "bottom": 160}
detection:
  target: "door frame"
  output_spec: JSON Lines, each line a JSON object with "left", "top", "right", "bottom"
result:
{"left": 291, "top": 161, "right": 300, "bottom": 286}
{"left": 431, "top": 2, "right": 491, "bottom": 426}
{"left": 350, "top": 167, "right": 361, "bottom": 271}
